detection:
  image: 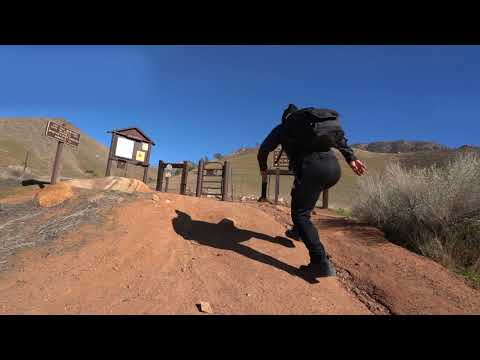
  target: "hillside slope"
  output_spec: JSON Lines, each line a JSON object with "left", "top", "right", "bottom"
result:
{"left": 202, "top": 145, "right": 479, "bottom": 209}
{"left": 0, "top": 118, "right": 158, "bottom": 184}
{"left": 0, "top": 118, "right": 108, "bottom": 179}
{"left": 159, "top": 146, "right": 400, "bottom": 208}
{"left": 3, "top": 119, "right": 475, "bottom": 209}
{"left": 221, "top": 147, "right": 400, "bottom": 209}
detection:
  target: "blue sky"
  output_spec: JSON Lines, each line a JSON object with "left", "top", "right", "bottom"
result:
{"left": 0, "top": 45, "right": 479, "bottom": 164}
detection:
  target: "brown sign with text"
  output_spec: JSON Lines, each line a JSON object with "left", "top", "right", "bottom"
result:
{"left": 45, "top": 121, "right": 81, "bottom": 148}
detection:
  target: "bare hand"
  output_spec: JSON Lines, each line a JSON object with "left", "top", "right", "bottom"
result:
{"left": 349, "top": 160, "right": 367, "bottom": 176}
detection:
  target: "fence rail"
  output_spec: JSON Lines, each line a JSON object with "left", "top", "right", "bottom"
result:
{"left": 147, "top": 164, "right": 329, "bottom": 208}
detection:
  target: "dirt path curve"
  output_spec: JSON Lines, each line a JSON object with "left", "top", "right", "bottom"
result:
{"left": 259, "top": 203, "right": 480, "bottom": 314}
{"left": 0, "top": 192, "right": 478, "bottom": 314}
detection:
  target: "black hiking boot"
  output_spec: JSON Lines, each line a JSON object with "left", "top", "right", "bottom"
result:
{"left": 285, "top": 227, "right": 301, "bottom": 241}
{"left": 299, "top": 258, "right": 337, "bottom": 278}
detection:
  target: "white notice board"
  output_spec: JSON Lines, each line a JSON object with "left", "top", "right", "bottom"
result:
{"left": 115, "top": 136, "right": 135, "bottom": 159}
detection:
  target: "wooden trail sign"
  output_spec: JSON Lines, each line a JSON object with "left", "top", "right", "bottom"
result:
{"left": 273, "top": 147, "right": 289, "bottom": 169}
{"left": 44, "top": 121, "right": 81, "bottom": 184}
{"left": 45, "top": 121, "right": 81, "bottom": 148}
{"left": 105, "top": 127, "right": 155, "bottom": 183}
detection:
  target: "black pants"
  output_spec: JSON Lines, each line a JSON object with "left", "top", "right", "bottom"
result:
{"left": 291, "top": 151, "right": 341, "bottom": 264}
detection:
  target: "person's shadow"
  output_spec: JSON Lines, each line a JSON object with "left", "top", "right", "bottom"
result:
{"left": 172, "top": 210, "right": 318, "bottom": 284}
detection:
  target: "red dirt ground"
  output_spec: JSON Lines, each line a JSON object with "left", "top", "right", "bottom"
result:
{"left": 0, "top": 191, "right": 479, "bottom": 314}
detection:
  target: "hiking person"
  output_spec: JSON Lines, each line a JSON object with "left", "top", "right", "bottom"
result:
{"left": 257, "top": 104, "right": 367, "bottom": 278}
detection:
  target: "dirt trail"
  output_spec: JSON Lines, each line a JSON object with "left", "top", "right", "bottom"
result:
{"left": 0, "top": 191, "right": 479, "bottom": 314}
{"left": 259, "top": 203, "right": 480, "bottom": 314}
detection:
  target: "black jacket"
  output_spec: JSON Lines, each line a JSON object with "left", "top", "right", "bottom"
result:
{"left": 257, "top": 123, "right": 357, "bottom": 171}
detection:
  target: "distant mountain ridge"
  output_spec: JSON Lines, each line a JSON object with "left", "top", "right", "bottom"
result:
{"left": 352, "top": 141, "right": 450, "bottom": 153}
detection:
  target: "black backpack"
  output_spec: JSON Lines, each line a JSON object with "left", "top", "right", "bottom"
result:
{"left": 281, "top": 107, "right": 344, "bottom": 156}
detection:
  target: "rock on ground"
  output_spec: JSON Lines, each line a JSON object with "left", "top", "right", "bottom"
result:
{"left": 33, "top": 177, "right": 153, "bottom": 208}
{"left": 65, "top": 177, "right": 152, "bottom": 194}
{"left": 34, "top": 182, "right": 75, "bottom": 208}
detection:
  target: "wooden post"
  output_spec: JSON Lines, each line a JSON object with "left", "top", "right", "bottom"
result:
{"left": 23, "top": 151, "right": 29, "bottom": 177}
{"left": 267, "top": 174, "right": 271, "bottom": 200}
{"left": 221, "top": 162, "right": 225, "bottom": 201}
{"left": 180, "top": 161, "right": 188, "bottom": 195}
{"left": 274, "top": 167, "right": 280, "bottom": 204}
{"left": 322, "top": 189, "right": 329, "bottom": 209}
{"left": 51, "top": 141, "right": 64, "bottom": 185}
{"left": 222, "top": 161, "right": 231, "bottom": 201}
{"left": 142, "top": 166, "right": 149, "bottom": 184}
{"left": 230, "top": 164, "right": 234, "bottom": 201}
{"left": 227, "top": 161, "right": 232, "bottom": 200}
{"left": 143, "top": 141, "right": 152, "bottom": 184}
{"left": 165, "top": 177, "right": 170, "bottom": 193}
{"left": 156, "top": 160, "right": 164, "bottom": 192}
{"left": 105, "top": 133, "right": 115, "bottom": 176}
{"left": 196, "top": 160, "right": 204, "bottom": 197}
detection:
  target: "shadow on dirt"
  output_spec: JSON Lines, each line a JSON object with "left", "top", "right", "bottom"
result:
{"left": 21, "top": 179, "right": 50, "bottom": 188}
{"left": 172, "top": 210, "right": 319, "bottom": 284}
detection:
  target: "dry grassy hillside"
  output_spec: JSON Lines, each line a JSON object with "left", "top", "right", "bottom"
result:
{"left": 222, "top": 146, "right": 479, "bottom": 209}
{"left": 4, "top": 118, "right": 470, "bottom": 211}
{"left": 0, "top": 118, "right": 105, "bottom": 178}
{"left": 159, "top": 147, "right": 400, "bottom": 209}
{"left": 0, "top": 118, "right": 158, "bottom": 184}
{"left": 221, "top": 147, "right": 400, "bottom": 209}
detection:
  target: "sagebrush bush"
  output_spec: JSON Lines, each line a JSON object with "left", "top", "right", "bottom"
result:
{"left": 352, "top": 152, "right": 480, "bottom": 276}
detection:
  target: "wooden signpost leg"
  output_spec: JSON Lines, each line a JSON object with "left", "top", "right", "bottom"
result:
{"left": 156, "top": 161, "right": 164, "bottom": 192}
{"left": 222, "top": 161, "right": 231, "bottom": 201}
{"left": 180, "top": 161, "right": 188, "bottom": 195}
{"left": 267, "top": 174, "right": 271, "bottom": 200}
{"left": 105, "top": 133, "right": 115, "bottom": 177}
{"left": 196, "top": 160, "right": 204, "bottom": 197}
{"left": 322, "top": 189, "right": 329, "bottom": 209}
{"left": 105, "top": 159, "right": 112, "bottom": 177}
{"left": 143, "top": 165, "right": 149, "bottom": 184}
{"left": 51, "top": 141, "right": 64, "bottom": 185}
{"left": 23, "top": 151, "right": 29, "bottom": 177}
{"left": 165, "top": 177, "right": 170, "bottom": 193}
{"left": 274, "top": 168, "right": 280, "bottom": 204}
{"left": 230, "top": 165, "right": 234, "bottom": 201}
